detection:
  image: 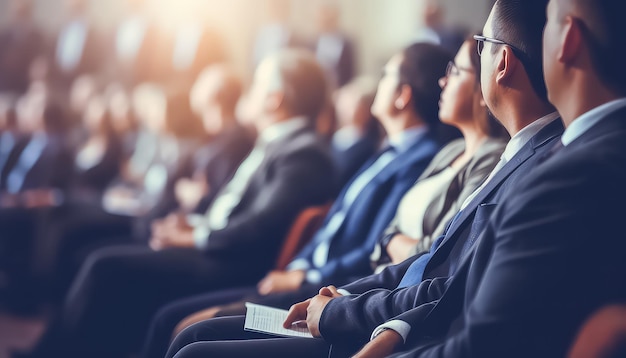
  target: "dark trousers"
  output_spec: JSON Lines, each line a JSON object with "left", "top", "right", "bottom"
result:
{"left": 141, "top": 283, "right": 341, "bottom": 358}
{"left": 29, "top": 245, "right": 267, "bottom": 358}
{"left": 165, "top": 316, "right": 331, "bottom": 358}
{"left": 140, "top": 286, "right": 257, "bottom": 358}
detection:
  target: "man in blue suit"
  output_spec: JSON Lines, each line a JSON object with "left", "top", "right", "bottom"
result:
{"left": 159, "top": 1, "right": 567, "bottom": 357}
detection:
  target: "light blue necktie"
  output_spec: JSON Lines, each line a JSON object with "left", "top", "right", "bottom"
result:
{"left": 312, "top": 145, "right": 397, "bottom": 267}
{"left": 396, "top": 210, "right": 463, "bottom": 288}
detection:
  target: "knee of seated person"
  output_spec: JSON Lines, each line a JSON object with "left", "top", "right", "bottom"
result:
{"left": 81, "top": 247, "right": 125, "bottom": 278}
{"left": 172, "top": 341, "right": 212, "bottom": 358}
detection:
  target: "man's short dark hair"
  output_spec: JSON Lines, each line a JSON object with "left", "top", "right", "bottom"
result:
{"left": 492, "top": 0, "right": 549, "bottom": 102}
{"left": 399, "top": 42, "right": 452, "bottom": 127}
{"left": 575, "top": 0, "right": 626, "bottom": 95}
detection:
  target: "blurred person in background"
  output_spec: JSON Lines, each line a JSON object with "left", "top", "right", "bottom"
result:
{"left": 412, "top": 0, "right": 467, "bottom": 55}
{"left": 155, "top": 0, "right": 227, "bottom": 96}
{"left": 169, "top": 64, "right": 254, "bottom": 216}
{"left": 252, "top": 0, "right": 299, "bottom": 70}
{"left": 17, "top": 48, "right": 336, "bottom": 358}
{"left": 39, "top": 84, "right": 194, "bottom": 303}
{"left": 312, "top": 2, "right": 356, "bottom": 90}
{"left": 0, "top": 0, "right": 45, "bottom": 95}
{"left": 104, "top": 0, "right": 162, "bottom": 88}
{"left": 0, "top": 97, "right": 74, "bottom": 313}
{"left": 104, "top": 82, "right": 140, "bottom": 160}
{"left": 331, "top": 76, "right": 383, "bottom": 188}
{"left": 0, "top": 95, "right": 28, "bottom": 188}
{"left": 70, "top": 94, "right": 124, "bottom": 199}
{"left": 46, "top": 0, "right": 104, "bottom": 96}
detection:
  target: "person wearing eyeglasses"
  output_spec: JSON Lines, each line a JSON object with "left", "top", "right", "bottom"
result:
{"left": 348, "top": 0, "right": 626, "bottom": 355}
{"left": 157, "top": 0, "right": 565, "bottom": 353}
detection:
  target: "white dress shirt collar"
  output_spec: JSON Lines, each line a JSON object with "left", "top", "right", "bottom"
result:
{"left": 258, "top": 116, "right": 309, "bottom": 145}
{"left": 501, "top": 112, "right": 560, "bottom": 162}
{"left": 386, "top": 125, "right": 429, "bottom": 154}
{"left": 562, "top": 98, "right": 626, "bottom": 146}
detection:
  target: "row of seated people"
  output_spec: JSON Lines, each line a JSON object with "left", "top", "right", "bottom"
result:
{"left": 9, "top": 0, "right": 626, "bottom": 356}
{"left": 0, "top": 54, "right": 383, "bottom": 308}
{"left": 10, "top": 35, "right": 510, "bottom": 357}
{"left": 144, "top": 0, "right": 626, "bottom": 357}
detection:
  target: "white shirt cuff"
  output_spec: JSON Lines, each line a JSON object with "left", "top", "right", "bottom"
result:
{"left": 186, "top": 213, "right": 206, "bottom": 226}
{"left": 193, "top": 226, "right": 210, "bottom": 249}
{"left": 305, "top": 269, "right": 322, "bottom": 284}
{"left": 336, "top": 288, "right": 351, "bottom": 296}
{"left": 371, "top": 320, "right": 411, "bottom": 343}
{"left": 286, "top": 258, "right": 311, "bottom": 272}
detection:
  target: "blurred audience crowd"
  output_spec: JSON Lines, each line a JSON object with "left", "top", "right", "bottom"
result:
{"left": 2, "top": 0, "right": 622, "bottom": 357}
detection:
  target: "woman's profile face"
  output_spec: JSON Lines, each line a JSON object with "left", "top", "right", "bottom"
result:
{"left": 438, "top": 42, "right": 480, "bottom": 127}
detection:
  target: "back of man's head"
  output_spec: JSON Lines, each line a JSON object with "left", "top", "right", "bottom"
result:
{"left": 268, "top": 49, "right": 329, "bottom": 121}
{"left": 570, "top": 0, "right": 626, "bottom": 95}
{"left": 492, "top": 0, "right": 550, "bottom": 102}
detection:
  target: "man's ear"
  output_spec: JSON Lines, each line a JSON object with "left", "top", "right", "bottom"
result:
{"left": 265, "top": 91, "right": 285, "bottom": 112}
{"left": 394, "top": 85, "right": 413, "bottom": 111}
{"left": 496, "top": 46, "right": 517, "bottom": 85}
{"left": 560, "top": 16, "right": 583, "bottom": 64}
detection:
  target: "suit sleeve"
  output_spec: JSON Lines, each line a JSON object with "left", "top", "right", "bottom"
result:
{"left": 203, "top": 146, "right": 334, "bottom": 255}
{"left": 319, "top": 276, "right": 451, "bottom": 343}
{"left": 338, "top": 254, "right": 421, "bottom": 293}
{"left": 392, "top": 153, "right": 626, "bottom": 358}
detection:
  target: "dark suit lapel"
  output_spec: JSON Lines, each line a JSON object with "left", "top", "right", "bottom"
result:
{"left": 433, "top": 119, "right": 563, "bottom": 257}
{"left": 369, "top": 133, "right": 439, "bottom": 185}
{"left": 259, "top": 125, "right": 315, "bottom": 168}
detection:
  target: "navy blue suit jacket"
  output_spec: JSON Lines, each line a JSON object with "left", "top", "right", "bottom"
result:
{"left": 291, "top": 132, "right": 440, "bottom": 285}
{"left": 319, "top": 119, "right": 564, "bottom": 350}
{"left": 385, "top": 106, "right": 626, "bottom": 357}
{"left": 4, "top": 133, "right": 74, "bottom": 192}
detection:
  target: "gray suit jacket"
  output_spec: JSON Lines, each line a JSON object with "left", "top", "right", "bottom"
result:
{"left": 372, "top": 137, "right": 506, "bottom": 268}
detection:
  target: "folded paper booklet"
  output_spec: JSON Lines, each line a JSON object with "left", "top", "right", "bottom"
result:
{"left": 244, "top": 302, "right": 315, "bottom": 339}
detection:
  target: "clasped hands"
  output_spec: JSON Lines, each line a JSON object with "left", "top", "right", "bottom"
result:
{"left": 283, "top": 285, "right": 342, "bottom": 337}
{"left": 149, "top": 212, "right": 196, "bottom": 250}
{"left": 283, "top": 285, "right": 403, "bottom": 358}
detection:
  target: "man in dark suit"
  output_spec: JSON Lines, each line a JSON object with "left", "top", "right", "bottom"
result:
{"left": 341, "top": 0, "right": 626, "bottom": 356}
{"left": 157, "top": 1, "right": 567, "bottom": 357}
{"left": 17, "top": 49, "right": 336, "bottom": 358}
